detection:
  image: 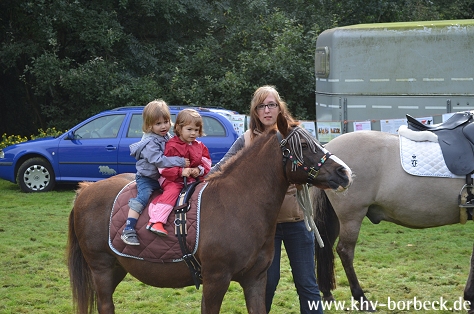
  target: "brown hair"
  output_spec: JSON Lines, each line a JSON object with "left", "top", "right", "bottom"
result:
{"left": 173, "top": 109, "right": 204, "bottom": 137}
{"left": 142, "top": 99, "right": 171, "bottom": 133}
{"left": 248, "top": 85, "right": 299, "bottom": 139}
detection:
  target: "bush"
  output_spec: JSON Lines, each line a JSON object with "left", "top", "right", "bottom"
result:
{"left": 0, "top": 128, "right": 65, "bottom": 150}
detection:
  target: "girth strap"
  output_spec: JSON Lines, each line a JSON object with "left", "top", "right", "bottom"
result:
{"left": 175, "top": 205, "right": 202, "bottom": 289}
{"left": 174, "top": 179, "right": 202, "bottom": 289}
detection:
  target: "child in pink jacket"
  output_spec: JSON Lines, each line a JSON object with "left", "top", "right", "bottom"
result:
{"left": 147, "top": 109, "right": 211, "bottom": 236}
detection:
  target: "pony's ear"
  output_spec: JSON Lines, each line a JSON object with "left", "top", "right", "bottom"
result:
{"left": 276, "top": 114, "right": 290, "bottom": 137}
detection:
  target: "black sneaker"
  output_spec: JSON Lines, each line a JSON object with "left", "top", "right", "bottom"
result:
{"left": 121, "top": 229, "right": 140, "bottom": 246}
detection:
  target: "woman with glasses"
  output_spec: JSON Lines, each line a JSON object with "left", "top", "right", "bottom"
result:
{"left": 208, "top": 85, "right": 323, "bottom": 314}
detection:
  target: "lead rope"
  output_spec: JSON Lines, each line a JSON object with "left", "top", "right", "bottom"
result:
{"left": 279, "top": 128, "right": 324, "bottom": 247}
{"left": 296, "top": 184, "right": 324, "bottom": 248}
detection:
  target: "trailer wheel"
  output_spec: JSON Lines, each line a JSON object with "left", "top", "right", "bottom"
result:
{"left": 16, "top": 157, "right": 56, "bottom": 193}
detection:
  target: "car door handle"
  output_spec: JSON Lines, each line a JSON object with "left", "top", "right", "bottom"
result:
{"left": 106, "top": 145, "right": 117, "bottom": 151}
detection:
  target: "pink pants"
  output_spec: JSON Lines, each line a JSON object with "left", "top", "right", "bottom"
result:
{"left": 148, "top": 180, "right": 182, "bottom": 224}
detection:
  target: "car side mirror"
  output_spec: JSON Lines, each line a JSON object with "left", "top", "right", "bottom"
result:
{"left": 65, "top": 130, "right": 76, "bottom": 140}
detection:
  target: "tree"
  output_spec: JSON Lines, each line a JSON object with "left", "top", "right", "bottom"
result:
{"left": 1, "top": 0, "right": 473, "bottom": 136}
{"left": 0, "top": 0, "right": 216, "bottom": 134}
{"left": 157, "top": 1, "right": 322, "bottom": 117}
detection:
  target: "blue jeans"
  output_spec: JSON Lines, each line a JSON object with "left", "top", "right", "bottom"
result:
{"left": 128, "top": 175, "right": 161, "bottom": 214}
{"left": 265, "top": 220, "right": 323, "bottom": 314}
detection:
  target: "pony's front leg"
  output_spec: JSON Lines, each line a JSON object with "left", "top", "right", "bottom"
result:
{"left": 464, "top": 243, "right": 474, "bottom": 314}
{"left": 201, "top": 273, "right": 232, "bottom": 314}
{"left": 336, "top": 219, "right": 375, "bottom": 312}
{"left": 240, "top": 275, "right": 267, "bottom": 313}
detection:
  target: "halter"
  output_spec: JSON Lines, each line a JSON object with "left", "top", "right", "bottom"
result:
{"left": 278, "top": 127, "right": 332, "bottom": 184}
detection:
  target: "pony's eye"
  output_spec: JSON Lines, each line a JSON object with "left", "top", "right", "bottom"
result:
{"left": 301, "top": 143, "right": 308, "bottom": 149}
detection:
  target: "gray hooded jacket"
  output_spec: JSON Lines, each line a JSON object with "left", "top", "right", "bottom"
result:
{"left": 130, "top": 132, "right": 185, "bottom": 180}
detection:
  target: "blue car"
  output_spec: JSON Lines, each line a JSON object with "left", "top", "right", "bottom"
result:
{"left": 0, "top": 106, "right": 239, "bottom": 192}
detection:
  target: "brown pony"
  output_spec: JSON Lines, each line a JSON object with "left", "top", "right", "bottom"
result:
{"left": 67, "top": 127, "right": 352, "bottom": 314}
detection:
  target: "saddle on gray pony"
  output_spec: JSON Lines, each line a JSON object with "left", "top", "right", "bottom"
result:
{"left": 407, "top": 111, "right": 474, "bottom": 176}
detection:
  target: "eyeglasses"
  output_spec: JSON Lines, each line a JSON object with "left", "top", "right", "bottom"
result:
{"left": 256, "top": 102, "right": 279, "bottom": 111}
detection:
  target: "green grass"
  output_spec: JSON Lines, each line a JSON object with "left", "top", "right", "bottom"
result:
{"left": 323, "top": 222, "right": 474, "bottom": 314}
{"left": 0, "top": 178, "right": 473, "bottom": 313}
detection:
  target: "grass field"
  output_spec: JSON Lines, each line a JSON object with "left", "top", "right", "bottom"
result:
{"left": 1, "top": 178, "right": 473, "bottom": 313}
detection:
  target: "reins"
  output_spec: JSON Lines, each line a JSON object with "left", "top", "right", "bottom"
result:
{"left": 296, "top": 185, "right": 324, "bottom": 248}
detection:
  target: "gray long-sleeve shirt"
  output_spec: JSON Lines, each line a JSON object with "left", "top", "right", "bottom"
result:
{"left": 130, "top": 132, "right": 185, "bottom": 180}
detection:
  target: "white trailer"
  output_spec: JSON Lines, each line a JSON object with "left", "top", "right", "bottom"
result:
{"left": 314, "top": 19, "right": 474, "bottom": 141}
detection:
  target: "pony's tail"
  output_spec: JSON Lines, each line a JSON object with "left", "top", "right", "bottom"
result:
{"left": 313, "top": 188, "right": 340, "bottom": 295}
{"left": 67, "top": 208, "right": 96, "bottom": 314}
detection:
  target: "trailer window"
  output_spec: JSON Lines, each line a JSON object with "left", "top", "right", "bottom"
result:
{"left": 315, "top": 46, "right": 330, "bottom": 78}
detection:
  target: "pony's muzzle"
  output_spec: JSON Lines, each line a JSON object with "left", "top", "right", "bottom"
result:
{"left": 328, "top": 155, "right": 353, "bottom": 191}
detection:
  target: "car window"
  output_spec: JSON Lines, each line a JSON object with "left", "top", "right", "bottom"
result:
{"left": 170, "top": 114, "right": 226, "bottom": 137}
{"left": 75, "top": 114, "right": 125, "bottom": 139}
{"left": 202, "top": 116, "right": 226, "bottom": 137}
{"left": 128, "top": 114, "right": 143, "bottom": 138}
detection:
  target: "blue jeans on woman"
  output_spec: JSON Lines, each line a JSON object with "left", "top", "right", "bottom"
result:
{"left": 265, "top": 220, "right": 323, "bottom": 314}
{"left": 128, "top": 174, "right": 162, "bottom": 214}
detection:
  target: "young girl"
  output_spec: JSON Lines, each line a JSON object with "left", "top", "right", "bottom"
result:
{"left": 121, "top": 100, "right": 190, "bottom": 246}
{"left": 147, "top": 109, "right": 211, "bottom": 236}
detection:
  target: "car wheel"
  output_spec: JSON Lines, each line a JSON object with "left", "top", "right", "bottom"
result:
{"left": 16, "top": 157, "right": 56, "bottom": 193}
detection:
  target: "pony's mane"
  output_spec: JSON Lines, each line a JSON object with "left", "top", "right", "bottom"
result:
{"left": 284, "top": 127, "right": 325, "bottom": 171}
{"left": 206, "top": 130, "right": 278, "bottom": 182}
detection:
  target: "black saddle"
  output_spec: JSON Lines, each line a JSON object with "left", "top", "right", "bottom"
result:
{"left": 406, "top": 112, "right": 474, "bottom": 175}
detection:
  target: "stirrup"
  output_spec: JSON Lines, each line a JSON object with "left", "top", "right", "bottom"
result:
{"left": 458, "top": 184, "right": 474, "bottom": 208}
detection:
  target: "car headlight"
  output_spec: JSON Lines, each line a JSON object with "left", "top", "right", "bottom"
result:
{"left": 0, "top": 150, "right": 4, "bottom": 159}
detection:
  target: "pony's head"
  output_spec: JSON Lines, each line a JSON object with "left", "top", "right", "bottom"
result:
{"left": 207, "top": 127, "right": 352, "bottom": 192}
{"left": 280, "top": 127, "right": 352, "bottom": 191}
